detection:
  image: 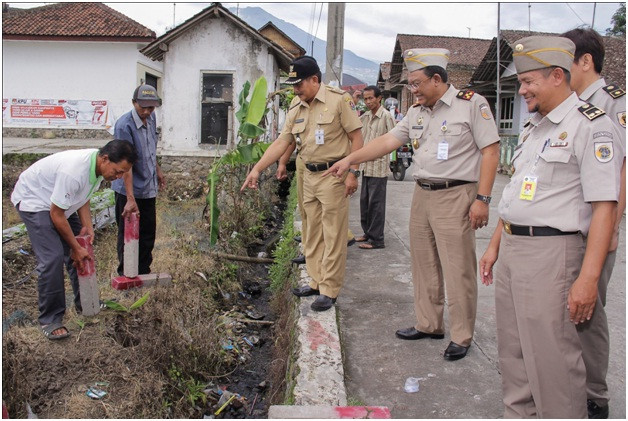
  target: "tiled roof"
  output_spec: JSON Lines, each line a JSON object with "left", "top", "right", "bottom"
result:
{"left": 395, "top": 34, "right": 492, "bottom": 67}
{"left": 471, "top": 30, "right": 625, "bottom": 88}
{"left": 2, "top": 2, "right": 155, "bottom": 40}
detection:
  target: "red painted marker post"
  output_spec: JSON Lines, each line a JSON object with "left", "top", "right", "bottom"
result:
{"left": 76, "top": 235, "right": 100, "bottom": 316}
{"left": 123, "top": 213, "right": 139, "bottom": 278}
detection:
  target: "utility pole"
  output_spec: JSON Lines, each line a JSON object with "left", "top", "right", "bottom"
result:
{"left": 592, "top": 2, "right": 597, "bottom": 28}
{"left": 324, "top": 2, "right": 345, "bottom": 87}
{"left": 496, "top": 3, "right": 501, "bottom": 133}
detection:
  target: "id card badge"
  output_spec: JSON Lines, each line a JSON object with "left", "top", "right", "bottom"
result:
{"left": 437, "top": 140, "right": 449, "bottom": 160}
{"left": 519, "top": 175, "right": 538, "bottom": 201}
{"left": 315, "top": 129, "right": 325, "bottom": 145}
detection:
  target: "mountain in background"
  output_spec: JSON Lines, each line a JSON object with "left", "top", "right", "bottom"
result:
{"left": 229, "top": 6, "right": 380, "bottom": 84}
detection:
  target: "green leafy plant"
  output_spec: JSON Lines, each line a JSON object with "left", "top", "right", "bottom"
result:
{"left": 103, "top": 292, "right": 150, "bottom": 312}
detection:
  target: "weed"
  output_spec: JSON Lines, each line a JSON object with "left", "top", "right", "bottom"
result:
{"left": 103, "top": 292, "right": 150, "bottom": 312}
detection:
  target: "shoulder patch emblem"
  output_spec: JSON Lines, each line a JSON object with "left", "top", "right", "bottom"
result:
{"left": 594, "top": 142, "right": 614, "bottom": 163}
{"left": 618, "top": 111, "right": 626, "bottom": 128}
{"left": 603, "top": 85, "right": 626, "bottom": 99}
{"left": 326, "top": 85, "right": 345, "bottom": 94}
{"left": 457, "top": 90, "right": 475, "bottom": 101}
{"left": 578, "top": 103, "right": 605, "bottom": 121}
{"left": 479, "top": 103, "right": 492, "bottom": 120}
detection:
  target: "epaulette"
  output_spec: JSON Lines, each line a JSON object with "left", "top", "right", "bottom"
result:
{"left": 456, "top": 90, "right": 475, "bottom": 101}
{"left": 603, "top": 84, "right": 625, "bottom": 99}
{"left": 326, "top": 85, "right": 345, "bottom": 95}
{"left": 288, "top": 98, "right": 301, "bottom": 111}
{"left": 523, "top": 118, "right": 531, "bottom": 128}
{"left": 578, "top": 103, "right": 606, "bottom": 121}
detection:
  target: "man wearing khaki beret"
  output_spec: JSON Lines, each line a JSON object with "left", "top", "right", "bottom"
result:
{"left": 479, "top": 36, "right": 621, "bottom": 418}
{"left": 324, "top": 48, "right": 500, "bottom": 361}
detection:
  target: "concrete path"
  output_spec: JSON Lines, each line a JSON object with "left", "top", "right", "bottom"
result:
{"left": 340, "top": 173, "right": 626, "bottom": 418}
{"left": 2, "top": 137, "right": 109, "bottom": 155}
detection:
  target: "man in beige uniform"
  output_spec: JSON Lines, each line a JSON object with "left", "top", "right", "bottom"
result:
{"left": 325, "top": 49, "right": 499, "bottom": 360}
{"left": 242, "top": 55, "right": 363, "bottom": 311}
{"left": 562, "top": 27, "right": 626, "bottom": 419}
{"left": 479, "top": 36, "right": 621, "bottom": 418}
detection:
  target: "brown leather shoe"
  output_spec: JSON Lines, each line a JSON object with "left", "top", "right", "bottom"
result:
{"left": 443, "top": 341, "right": 470, "bottom": 361}
{"left": 395, "top": 327, "right": 445, "bottom": 340}
{"left": 292, "top": 285, "right": 319, "bottom": 297}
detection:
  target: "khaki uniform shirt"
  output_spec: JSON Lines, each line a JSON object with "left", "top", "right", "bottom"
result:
{"left": 580, "top": 78, "right": 626, "bottom": 157}
{"left": 278, "top": 83, "right": 362, "bottom": 163}
{"left": 359, "top": 105, "right": 395, "bottom": 177}
{"left": 498, "top": 93, "right": 621, "bottom": 235}
{"left": 390, "top": 85, "right": 499, "bottom": 182}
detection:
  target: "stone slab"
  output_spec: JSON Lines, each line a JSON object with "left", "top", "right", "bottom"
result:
{"left": 111, "top": 273, "right": 172, "bottom": 290}
{"left": 268, "top": 405, "right": 391, "bottom": 419}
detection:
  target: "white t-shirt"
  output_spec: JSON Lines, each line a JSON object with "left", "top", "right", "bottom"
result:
{"left": 11, "top": 149, "right": 103, "bottom": 218}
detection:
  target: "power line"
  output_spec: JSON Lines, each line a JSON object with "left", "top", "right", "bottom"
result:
{"left": 312, "top": 3, "right": 324, "bottom": 56}
{"left": 565, "top": 3, "right": 587, "bottom": 25}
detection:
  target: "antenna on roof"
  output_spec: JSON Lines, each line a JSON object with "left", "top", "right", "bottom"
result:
{"left": 173, "top": 3, "right": 176, "bottom": 28}
{"left": 528, "top": 3, "right": 531, "bottom": 32}
{"left": 467, "top": 27, "right": 471, "bottom": 38}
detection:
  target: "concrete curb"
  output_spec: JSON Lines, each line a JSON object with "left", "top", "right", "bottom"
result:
{"left": 269, "top": 405, "right": 391, "bottom": 419}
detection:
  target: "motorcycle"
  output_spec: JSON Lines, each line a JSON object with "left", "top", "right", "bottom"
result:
{"left": 389, "top": 142, "right": 413, "bottom": 181}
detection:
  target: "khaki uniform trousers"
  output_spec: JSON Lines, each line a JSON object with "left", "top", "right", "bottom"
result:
{"left": 577, "top": 249, "right": 613, "bottom": 406}
{"left": 495, "top": 232, "right": 587, "bottom": 418}
{"left": 409, "top": 182, "right": 478, "bottom": 347}
{"left": 302, "top": 168, "right": 349, "bottom": 298}
{"left": 296, "top": 155, "right": 354, "bottom": 246}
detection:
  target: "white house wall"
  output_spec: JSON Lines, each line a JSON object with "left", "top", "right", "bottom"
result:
{"left": 2, "top": 39, "right": 163, "bottom": 127}
{"left": 160, "top": 17, "right": 281, "bottom": 155}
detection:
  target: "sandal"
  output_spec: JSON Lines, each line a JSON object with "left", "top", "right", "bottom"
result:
{"left": 355, "top": 236, "right": 369, "bottom": 242}
{"left": 359, "top": 242, "right": 385, "bottom": 250}
{"left": 41, "top": 322, "right": 70, "bottom": 340}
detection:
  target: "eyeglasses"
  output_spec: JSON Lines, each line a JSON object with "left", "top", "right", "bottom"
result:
{"left": 405, "top": 77, "right": 432, "bottom": 91}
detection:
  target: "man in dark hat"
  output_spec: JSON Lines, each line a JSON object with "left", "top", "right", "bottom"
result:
{"left": 242, "top": 55, "right": 363, "bottom": 312}
{"left": 479, "top": 35, "right": 621, "bottom": 418}
{"left": 112, "top": 84, "right": 165, "bottom": 276}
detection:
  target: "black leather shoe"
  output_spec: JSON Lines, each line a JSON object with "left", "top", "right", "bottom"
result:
{"left": 443, "top": 341, "right": 469, "bottom": 361}
{"left": 292, "top": 285, "right": 320, "bottom": 297}
{"left": 347, "top": 238, "right": 356, "bottom": 247}
{"left": 310, "top": 294, "right": 337, "bottom": 311}
{"left": 395, "top": 327, "right": 445, "bottom": 340}
{"left": 587, "top": 400, "right": 609, "bottom": 419}
{"left": 291, "top": 254, "right": 306, "bottom": 264}
{"left": 293, "top": 235, "right": 302, "bottom": 243}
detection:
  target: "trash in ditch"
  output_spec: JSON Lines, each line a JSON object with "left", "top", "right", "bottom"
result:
{"left": 404, "top": 377, "right": 420, "bottom": 393}
{"left": 257, "top": 252, "right": 267, "bottom": 259}
{"left": 244, "top": 309, "right": 264, "bottom": 320}
{"left": 238, "top": 291, "right": 252, "bottom": 300}
{"left": 86, "top": 386, "right": 107, "bottom": 399}
{"left": 243, "top": 281, "right": 262, "bottom": 296}
{"left": 18, "top": 248, "right": 30, "bottom": 255}
{"left": 25, "top": 402, "right": 37, "bottom": 419}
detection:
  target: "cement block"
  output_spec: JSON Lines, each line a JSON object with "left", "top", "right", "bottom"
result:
{"left": 75, "top": 235, "right": 100, "bottom": 316}
{"left": 268, "top": 405, "right": 391, "bottom": 419}
{"left": 111, "top": 273, "right": 172, "bottom": 290}
{"left": 123, "top": 213, "right": 139, "bottom": 278}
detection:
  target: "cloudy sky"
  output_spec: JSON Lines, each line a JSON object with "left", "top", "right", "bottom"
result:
{"left": 13, "top": 2, "right": 623, "bottom": 64}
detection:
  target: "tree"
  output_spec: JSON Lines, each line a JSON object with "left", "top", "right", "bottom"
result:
{"left": 606, "top": 3, "right": 626, "bottom": 37}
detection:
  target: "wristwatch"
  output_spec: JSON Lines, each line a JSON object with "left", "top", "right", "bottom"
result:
{"left": 348, "top": 169, "right": 361, "bottom": 177}
{"left": 476, "top": 194, "right": 492, "bottom": 204}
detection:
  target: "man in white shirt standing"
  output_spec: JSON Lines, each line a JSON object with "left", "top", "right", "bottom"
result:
{"left": 11, "top": 140, "right": 137, "bottom": 340}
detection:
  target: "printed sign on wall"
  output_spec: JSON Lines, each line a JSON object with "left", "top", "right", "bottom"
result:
{"left": 3, "top": 98, "right": 110, "bottom": 128}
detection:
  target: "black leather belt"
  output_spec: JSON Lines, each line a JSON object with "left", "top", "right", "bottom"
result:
{"left": 416, "top": 179, "right": 472, "bottom": 190}
{"left": 503, "top": 222, "right": 579, "bottom": 237}
{"left": 305, "top": 160, "right": 339, "bottom": 172}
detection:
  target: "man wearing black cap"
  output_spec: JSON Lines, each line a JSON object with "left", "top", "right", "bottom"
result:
{"left": 242, "top": 56, "right": 363, "bottom": 312}
{"left": 112, "top": 84, "right": 166, "bottom": 276}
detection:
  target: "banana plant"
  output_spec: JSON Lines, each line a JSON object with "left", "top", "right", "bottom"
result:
{"left": 206, "top": 76, "right": 271, "bottom": 246}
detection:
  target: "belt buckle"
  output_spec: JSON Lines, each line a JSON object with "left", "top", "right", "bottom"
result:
{"left": 420, "top": 182, "right": 432, "bottom": 190}
{"left": 504, "top": 222, "right": 512, "bottom": 235}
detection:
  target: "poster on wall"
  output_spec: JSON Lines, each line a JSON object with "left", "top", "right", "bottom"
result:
{"left": 2, "top": 98, "right": 112, "bottom": 129}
